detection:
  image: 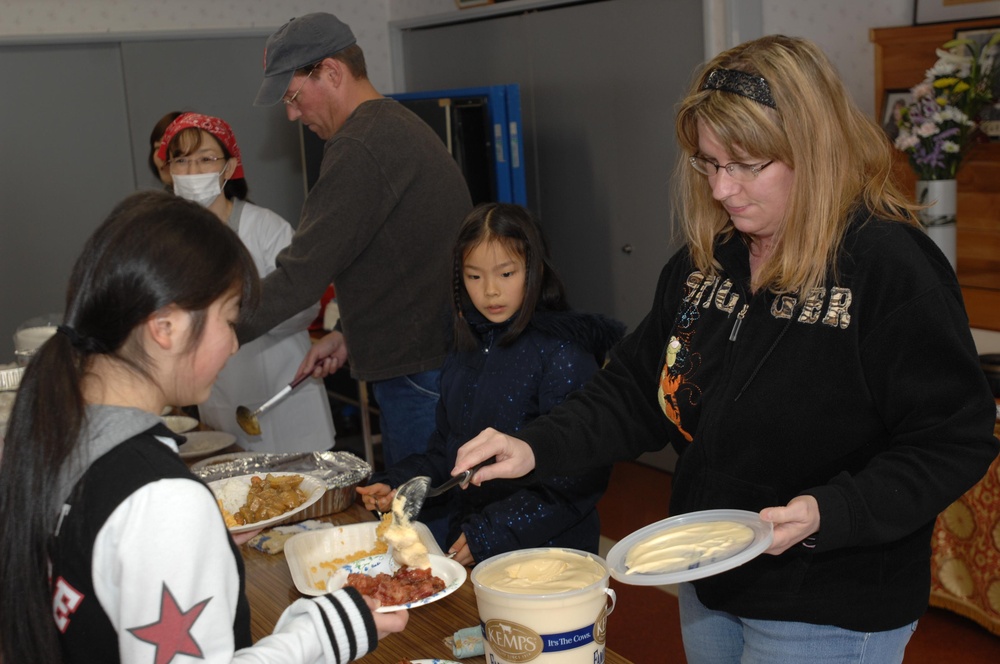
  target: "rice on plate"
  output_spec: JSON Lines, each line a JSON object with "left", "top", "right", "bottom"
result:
{"left": 215, "top": 477, "right": 248, "bottom": 513}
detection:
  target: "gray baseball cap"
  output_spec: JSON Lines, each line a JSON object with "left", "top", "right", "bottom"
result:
{"left": 254, "top": 13, "right": 357, "bottom": 107}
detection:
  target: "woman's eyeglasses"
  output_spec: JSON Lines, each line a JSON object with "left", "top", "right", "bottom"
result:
{"left": 169, "top": 155, "right": 225, "bottom": 168}
{"left": 689, "top": 155, "right": 774, "bottom": 182}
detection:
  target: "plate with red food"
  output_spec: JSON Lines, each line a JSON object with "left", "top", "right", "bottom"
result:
{"left": 337, "top": 553, "right": 466, "bottom": 613}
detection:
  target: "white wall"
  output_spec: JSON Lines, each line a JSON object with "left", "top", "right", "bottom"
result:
{"left": 0, "top": 0, "right": 396, "bottom": 92}
{"left": 761, "top": 0, "right": 912, "bottom": 115}
{"left": 0, "top": 0, "right": 917, "bottom": 123}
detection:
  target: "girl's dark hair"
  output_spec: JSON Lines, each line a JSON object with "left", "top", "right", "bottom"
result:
{"left": 165, "top": 126, "right": 250, "bottom": 201}
{"left": 0, "top": 190, "right": 259, "bottom": 664}
{"left": 452, "top": 202, "right": 567, "bottom": 351}
{"left": 148, "top": 110, "right": 184, "bottom": 181}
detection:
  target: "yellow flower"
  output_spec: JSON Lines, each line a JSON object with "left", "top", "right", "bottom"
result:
{"left": 934, "top": 77, "right": 960, "bottom": 88}
{"left": 953, "top": 81, "right": 970, "bottom": 94}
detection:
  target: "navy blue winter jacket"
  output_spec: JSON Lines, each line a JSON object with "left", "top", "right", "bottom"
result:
{"left": 375, "top": 308, "right": 625, "bottom": 562}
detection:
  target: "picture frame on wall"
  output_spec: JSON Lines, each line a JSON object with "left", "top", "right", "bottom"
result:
{"left": 955, "top": 25, "right": 1000, "bottom": 139}
{"left": 881, "top": 90, "right": 912, "bottom": 142}
{"left": 915, "top": 0, "right": 1000, "bottom": 25}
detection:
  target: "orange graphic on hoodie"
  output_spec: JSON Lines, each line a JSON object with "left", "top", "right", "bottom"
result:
{"left": 658, "top": 336, "right": 694, "bottom": 442}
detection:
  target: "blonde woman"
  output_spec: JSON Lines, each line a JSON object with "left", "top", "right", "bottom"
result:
{"left": 454, "top": 35, "right": 999, "bottom": 663}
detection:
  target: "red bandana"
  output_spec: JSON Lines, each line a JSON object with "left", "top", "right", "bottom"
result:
{"left": 156, "top": 113, "right": 245, "bottom": 179}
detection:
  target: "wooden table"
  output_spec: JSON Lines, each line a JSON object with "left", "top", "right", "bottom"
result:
{"left": 240, "top": 501, "right": 634, "bottom": 663}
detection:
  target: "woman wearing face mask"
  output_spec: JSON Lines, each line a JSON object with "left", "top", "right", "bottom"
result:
{"left": 158, "top": 113, "right": 336, "bottom": 453}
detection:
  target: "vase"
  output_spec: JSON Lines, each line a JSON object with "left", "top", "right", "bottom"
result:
{"left": 915, "top": 179, "right": 957, "bottom": 271}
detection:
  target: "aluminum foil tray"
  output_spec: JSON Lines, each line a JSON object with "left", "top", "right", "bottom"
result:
{"left": 192, "top": 451, "right": 371, "bottom": 520}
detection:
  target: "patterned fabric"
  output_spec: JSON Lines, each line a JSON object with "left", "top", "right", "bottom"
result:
{"left": 929, "top": 416, "right": 1000, "bottom": 635}
{"left": 701, "top": 68, "right": 777, "bottom": 109}
{"left": 156, "top": 113, "right": 245, "bottom": 179}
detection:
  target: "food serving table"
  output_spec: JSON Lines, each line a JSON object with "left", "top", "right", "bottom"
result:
{"left": 240, "top": 501, "right": 634, "bottom": 663}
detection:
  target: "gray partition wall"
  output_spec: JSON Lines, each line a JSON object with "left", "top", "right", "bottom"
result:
{"left": 398, "top": 0, "right": 704, "bottom": 329}
{"left": 0, "top": 32, "right": 304, "bottom": 358}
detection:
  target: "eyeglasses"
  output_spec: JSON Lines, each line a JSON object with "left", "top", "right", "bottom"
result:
{"left": 689, "top": 155, "right": 774, "bottom": 182}
{"left": 169, "top": 155, "right": 225, "bottom": 169}
{"left": 283, "top": 68, "right": 314, "bottom": 107}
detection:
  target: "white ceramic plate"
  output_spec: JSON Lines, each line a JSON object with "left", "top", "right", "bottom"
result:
{"left": 178, "top": 431, "right": 236, "bottom": 459}
{"left": 344, "top": 554, "right": 466, "bottom": 613}
{"left": 163, "top": 415, "right": 198, "bottom": 434}
{"left": 208, "top": 472, "right": 326, "bottom": 534}
{"left": 606, "top": 509, "right": 773, "bottom": 586}
{"left": 284, "top": 521, "right": 444, "bottom": 596}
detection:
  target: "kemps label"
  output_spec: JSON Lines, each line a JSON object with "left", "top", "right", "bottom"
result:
{"left": 485, "top": 619, "right": 543, "bottom": 662}
{"left": 594, "top": 602, "right": 609, "bottom": 646}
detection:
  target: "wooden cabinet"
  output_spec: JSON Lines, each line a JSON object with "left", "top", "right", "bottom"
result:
{"left": 871, "top": 19, "right": 1000, "bottom": 330}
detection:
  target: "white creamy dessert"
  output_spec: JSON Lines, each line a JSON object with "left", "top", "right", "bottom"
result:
{"left": 476, "top": 548, "right": 606, "bottom": 594}
{"left": 385, "top": 494, "right": 430, "bottom": 569}
{"left": 625, "top": 520, "right": 755, "bottom": 574}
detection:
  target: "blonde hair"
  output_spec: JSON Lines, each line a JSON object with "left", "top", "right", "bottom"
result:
{"left": 674, "top": 35, "right": 919, "bottom": 294}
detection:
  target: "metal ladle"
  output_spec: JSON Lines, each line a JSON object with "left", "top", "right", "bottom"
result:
{"left": 235, "top": 373, "right": 311, "bottom": 435}
{"left": 392, "top": 458, "right": 492, "bottom": 522}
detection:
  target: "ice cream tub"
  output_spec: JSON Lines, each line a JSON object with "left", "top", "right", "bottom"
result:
{"left": 471, "top": 547, "right": 616, "bottom": 664}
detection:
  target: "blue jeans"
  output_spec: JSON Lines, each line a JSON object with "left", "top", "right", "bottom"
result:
{"left": 371, "top": 369, "right": 441, "bottom": 468}
{"left": 677, "top": 583, "right": 916, "bottom": 664}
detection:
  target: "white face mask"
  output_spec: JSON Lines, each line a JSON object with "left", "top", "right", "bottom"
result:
{"left": 172, "top": 171, "right": 225, "bottom": 207}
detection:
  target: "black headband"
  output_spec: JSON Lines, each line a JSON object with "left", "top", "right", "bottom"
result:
{"left": 701, "top": 68, "right": 777, "bottom": 109}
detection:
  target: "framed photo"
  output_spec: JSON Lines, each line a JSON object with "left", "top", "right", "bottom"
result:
{"left": 955, "top": 26, "right": 1000, "bottom": 138}
{"left": 915, "top": 1, "right": 1000, "bottom": 25}
{"left": 881, "top": 90, "right": 912, "bottom": 141}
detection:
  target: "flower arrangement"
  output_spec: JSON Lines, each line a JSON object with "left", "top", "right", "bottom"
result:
{"left": 894, "top": 34, "right": 1000, "bottom": 180}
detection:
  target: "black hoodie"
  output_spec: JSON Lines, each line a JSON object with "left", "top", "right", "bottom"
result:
{"left": 518, "top": 215, "right": 998, "bottom": 631}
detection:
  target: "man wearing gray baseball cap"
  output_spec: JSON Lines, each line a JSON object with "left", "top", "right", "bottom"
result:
{"left": 240, "top": 14, "right": 473, "bottom": 490}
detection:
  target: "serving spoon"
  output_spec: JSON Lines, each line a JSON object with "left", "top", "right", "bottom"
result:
{"left": 235, "top": 373, "right": 311, "bottom": 435}
{"left": 392, "top": 458, "right": 492, "bottom": 523}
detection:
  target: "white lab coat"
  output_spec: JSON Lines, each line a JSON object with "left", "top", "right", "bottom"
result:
{"left": 198, "top": 200, "right": 336, "bottom": 452}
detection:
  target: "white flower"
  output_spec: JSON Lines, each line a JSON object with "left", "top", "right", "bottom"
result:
{"left": 931, "top": 48, "right": 973, "bottom": 78}
{"left": 935, "top": 106, "right": 970, "bottom": 124}
{"left": 911, "top": 82, "right": 934, "bottom": 98}
{"left": 894, "top": 134, "right": 920, "bottom": 151}
{"left": 916, "top": 121, "right": 941, "bottom": 137}
{"left": 942, "top": 141, "right": 961, "bottom": 153}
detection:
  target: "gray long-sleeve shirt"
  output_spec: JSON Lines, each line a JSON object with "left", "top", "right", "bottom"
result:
{"left": 239, "top": 98, "right": 472, "bottom": 381}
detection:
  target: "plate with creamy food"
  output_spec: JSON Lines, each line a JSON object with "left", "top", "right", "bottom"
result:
{"left": 209, "top": 472, "right": 326, "bottom": 534}
{"left": 606, "top": 509, "right": 773, "bottom": 585}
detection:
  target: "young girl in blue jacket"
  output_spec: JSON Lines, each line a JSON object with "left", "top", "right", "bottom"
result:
{"left": 357, "top": 202, "right": 625, "bottom": 565}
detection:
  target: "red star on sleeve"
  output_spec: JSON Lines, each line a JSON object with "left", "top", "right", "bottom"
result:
{"left": 127, "top": 583, "right": 211, "bottom": 664}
